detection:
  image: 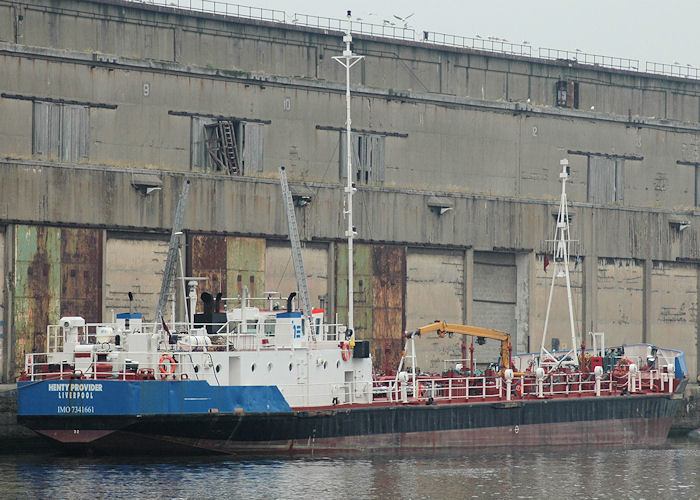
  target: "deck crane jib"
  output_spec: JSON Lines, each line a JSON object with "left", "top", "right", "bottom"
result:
{"left": 279, "top": 166, "right": 314, "bottom": 340}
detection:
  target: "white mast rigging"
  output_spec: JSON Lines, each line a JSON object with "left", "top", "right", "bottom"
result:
{"left": 333, "top": 11, "right": 363, "bottom": 342}
{"left": 540, "top": 159, "right": 579, "bottom": 368}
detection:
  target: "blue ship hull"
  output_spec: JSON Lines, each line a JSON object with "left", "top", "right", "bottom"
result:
{"left": 18, "top": 379, "right": 291, "bottom": 416}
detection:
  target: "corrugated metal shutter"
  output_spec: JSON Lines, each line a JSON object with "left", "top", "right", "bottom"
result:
{"left": 615, "top": 159, "right": 625, "bottom": 203}
{"left": 243, "top": 122, "right": 265, "bottom": 173}
{"left": 62, "top": 105, "right": 89, "bottom": 162}
{"left": 33, "top": 101, "right": 61, "bottom": 159}
{"left": 33, "top": 102, "right": 89, "bottom": 162}
{"left": 339, "top": 132, "right": 362, "bottom": 182}
{"left": 340, "top": 132, "right": 384, "bottom": 183}
{"left": 472, "top": 252, "right": 516, "bottom": 364}
{"left": 588, "top": 156, "right": 615, "bottom": 204}
{"left": 369, "top": 135, "right": 386, "bottom": 182}
{"left": 190, "top": 116, "right": 215, "bottom": 171}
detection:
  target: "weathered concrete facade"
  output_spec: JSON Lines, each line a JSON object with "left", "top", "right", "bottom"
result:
{"left": 1, "top": 0, "right": 700, "bottom": 379}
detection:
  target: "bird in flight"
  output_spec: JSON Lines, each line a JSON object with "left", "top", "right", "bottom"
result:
{"left": 393, "top": 13, "right": 414, "bottom": 28}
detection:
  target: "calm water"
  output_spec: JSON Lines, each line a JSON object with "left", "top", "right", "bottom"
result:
{"left": 1, "top": 438, "right": 699, "bottom": 499}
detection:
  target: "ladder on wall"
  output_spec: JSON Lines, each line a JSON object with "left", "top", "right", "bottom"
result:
{"left": 205, "top": 121, "right": 241, "bottom": 175}
{"left": 219, "top": 121, "right": 241, "bottom": 175}
{"left": 279, "top": 166, "right": 313, "bottom": 337}
{"left": 154, "top": 180, "right": 191, "bottom": 324}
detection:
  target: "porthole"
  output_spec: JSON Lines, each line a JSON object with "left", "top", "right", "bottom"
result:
{"left": 289, "top": 363, "right": 293, "bottom": 371}
{"left": 336, "top": 360, "right": 341, "bottom": 369}
{"left": 323, "top": 361, "right": 328, "bottom": 370}
{"left": 215, "top": 364, "right": 221, "bottom": 373}
{"left": 251, "top": 363, "right": 256, "bottom": 372}
{"left": 194, "top": 365, "right": 200, "bottom": 373}
{"left": 267, "top": 362, "right": 273, "bottom": 372}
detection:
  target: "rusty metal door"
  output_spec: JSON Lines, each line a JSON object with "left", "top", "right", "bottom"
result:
{"left": 335, "top": 242, "right": 373, "bottom": 342}
{"left": 60, "top": 228, "right": 102, "bottom": 321}
{"left": 372, "top": 245, "right": 405, "bottom": 371}
{"left": 14, "top": 225, "right": 61, "bottom": 371}
{"left": 189, "top": 234, "right": 227, "bottom": 299}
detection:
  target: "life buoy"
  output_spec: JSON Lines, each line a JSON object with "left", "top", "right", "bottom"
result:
{"left": 418, "top": 383, "right": 426, "bottom": 398}
{"left": 159, "top": 354, "right": 176, "bottom": 374}
{"left": 341, "top": 342, "right": 352, "bottom": 361}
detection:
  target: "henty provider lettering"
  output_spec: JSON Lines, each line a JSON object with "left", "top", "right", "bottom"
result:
{"left": 48, "top": 382, "right": 103, "bottom": 400}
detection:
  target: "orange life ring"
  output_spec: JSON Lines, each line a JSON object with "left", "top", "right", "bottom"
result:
{"left": 341, "top": 342, "right": 352, "bottom": 361}
{"left": 159, "top": 354, "right": 176, "bottom": 374}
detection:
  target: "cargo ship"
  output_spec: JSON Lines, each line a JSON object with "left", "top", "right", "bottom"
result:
{"left": 16, "top": 25, "right": 687, "bottom": 455}
{"left": 15, "top": 157, "right": 688, "bottom": 455}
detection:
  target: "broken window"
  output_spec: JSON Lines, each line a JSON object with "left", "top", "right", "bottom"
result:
{"left": 556, "top": 80, "right": 579, "bottom": 109}
{"left": 340, "top": 132, "right": 386, "bottom": 184}
{"left": 190, "top": 117, "right": 264, "bottom": 175}
{"left": 32, "top": 101, "right": 90, "bottom": 162}
{"left": 588, "top": 156, "right": 624, "bottom": 204}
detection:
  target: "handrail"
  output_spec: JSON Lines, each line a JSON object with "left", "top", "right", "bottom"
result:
{"left": 118, "top": 1, "right": 699, "bottom": 80}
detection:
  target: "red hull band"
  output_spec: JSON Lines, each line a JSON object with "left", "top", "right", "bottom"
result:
{"left": 37, "top": 416, "right": 674, "bottom": 454}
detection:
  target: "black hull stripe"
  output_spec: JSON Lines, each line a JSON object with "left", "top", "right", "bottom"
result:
{"left": 19, "top": 395, "right": 681, "bottom": 443}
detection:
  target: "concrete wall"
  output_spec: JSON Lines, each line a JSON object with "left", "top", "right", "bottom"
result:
{"left": 650, "top": 261, "right": 698, "bottom": 376}
{"left": 406, "top": 248, "right": 464, "bottom": 373}
{"left": 0, "top": 229, "right": 4, "bottom": 374}
{"left": 2, "top": 0, "right": 698, "bottom": 123}
{"left": 265, "top": 241, "right": 329, "bottom": 310}
{"left": 1, "top": 44, "right": 698, "bottom": 209}
{"left": 597, "top": 258, "right": 644, "bottom": 347}
{"left": 1, "top": 0, "right": 700, "bottom": 380}
{"left": 103, "top": 233, "right": 169, "bottom": 321}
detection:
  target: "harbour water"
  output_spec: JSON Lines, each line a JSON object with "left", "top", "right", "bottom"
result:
{"left": 1, "top": 437, "right": 699, "bottom": 499}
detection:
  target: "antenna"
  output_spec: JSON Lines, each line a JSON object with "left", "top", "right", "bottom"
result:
{"left": 332, "top": 12, "right": 363, "bottom": 342}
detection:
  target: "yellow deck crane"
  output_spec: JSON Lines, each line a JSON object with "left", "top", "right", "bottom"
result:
{"left": 406, "top": 321, "right": 513, "bottom": 372}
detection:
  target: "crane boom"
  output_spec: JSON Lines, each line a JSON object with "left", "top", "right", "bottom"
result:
{"left": 407, "top": 321, "right": 512, "bottom": 372}
{"left": 279, "top": 167, "right": 313, "bottom": 335}
{"left": 154, "top": 180, "right": 190, "bottom": 324}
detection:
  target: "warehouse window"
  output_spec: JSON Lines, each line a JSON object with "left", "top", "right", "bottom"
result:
{"left": 32, "top": 101, "right": 90, "bottom": 162}
{"left": 588, "top": 156, "right": 624, "bottom": 204}
{"left": 191, "top": 117, "right": 264, "bottom": 175}
{"left": 556, "top": 81, "right": 579, "bottom": 109}
{"left": 340, "top": 132, "right": 386, "bottom": 184}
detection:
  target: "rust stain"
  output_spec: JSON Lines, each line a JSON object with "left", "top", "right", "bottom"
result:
{"left": 14, "top": 226, "right": 59, "bottom": 374}
{"left": 372, "top": 245, "right": 405, "bottom": 341}
{"left": 189, "top": 234, "right": 227, "bottom": 303}
{"left": 61, "top": 228, "right": 102, "bottom": 322}
{"left": 188, "top": 234, "right": 226, "bottom": 304}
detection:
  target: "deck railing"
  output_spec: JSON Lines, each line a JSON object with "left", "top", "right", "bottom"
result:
{"left": 46, "top": 318, "right": 343, "bottom": 355}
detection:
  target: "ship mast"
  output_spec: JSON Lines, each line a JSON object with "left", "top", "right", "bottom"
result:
{"left": 333, "top": 11, "right": 363, "bottom": 342}
{"left": 540, "top": 159, "right": 579, "bottom": 368}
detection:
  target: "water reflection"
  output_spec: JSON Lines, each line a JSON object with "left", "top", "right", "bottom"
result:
{"left": 1, "top": 439, "right": 699, "bottom": 499}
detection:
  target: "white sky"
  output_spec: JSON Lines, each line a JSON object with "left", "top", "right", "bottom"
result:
{"left": 251, "top": 0, "right": 700, "bottom": 68}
